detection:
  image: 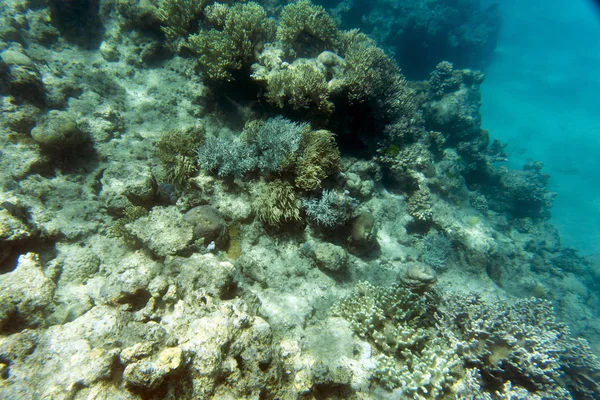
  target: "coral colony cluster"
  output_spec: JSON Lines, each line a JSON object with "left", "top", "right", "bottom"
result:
{"left": 0, "top": 0, "right": 598, "bottom": 399}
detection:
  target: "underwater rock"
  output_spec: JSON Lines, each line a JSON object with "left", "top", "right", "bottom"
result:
{"left": 183, "top": 205, "right": 229, "bottom": 249}
{"left": 0, "top": 48, "right": 45, "bottom": 105}
{"left": 398, "top": 261, "right": 437, "bottom": 292}
{"left": 0, "top": 253, "right": 55, "bottom": 332}
{"left": 30, "top": 110, "right": 88, "bottom": 150}
{"left": 165, "top": 253, "right": 237, "bottom": 300}
{"left": 125, "top": 206, "right": 194, "bottom": 257}
{"left": 100, "top": 163, "right": 157, "bottom": 211}
{"left": 348, "top": 211, "right": 378, "bottom": 255}
{"left": 123, "top": 346, "right": 184, "bottom": 390}
{"left": 304, "top": 240, "right": 348, "bottom": 272}
{"left": 0, "top": 208, "right": 32, "bottom": 266}
{"left": 0, "top": 305, "right": 124, "bottom": 399}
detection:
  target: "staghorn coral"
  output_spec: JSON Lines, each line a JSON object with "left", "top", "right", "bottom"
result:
{"left": 437, "top": 294, "right": 600, "bottom": 399}
{"left": 196, "top": 116, "right": 308, "bottom": 177}
{"left": 186, "top": 2, "right": 275, "bottom": 81}
{"left": 247, "top": 116, "right": 309, "bottom": 173}
{"left": 302, "top": 189, "right": 354, "bottom": 228}
{"left": 253, "top": 180, "right": 301, "bottom": 226}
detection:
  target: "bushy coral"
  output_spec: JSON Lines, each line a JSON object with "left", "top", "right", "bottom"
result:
{"left": 157, "top": 0, "right": 207, "bottom": 50}
{"left": 302, "top": 189, "right": 354, "bottom": 228}
{"left": 277, "top": 0, "right": 340, "bottom": 57}
{"left": 196, "top": 116, "right": 308, "bottom": 177}
{"left": 253, "top": 180, "right": 301, "bottom": 226}
{"left": 156, "top": 126, "right": 203, "bottom": 185}
{"left": 294, "top": 129, "right": 340, "bottom": 191}
{"left": 276, "top": 59, "right": 333, "bottom": 112}
{"left": 341, "top": 31, "right": 416, "bottom": 119}
{"left": 186, "top": 2, "right": 275, "bottom": 81}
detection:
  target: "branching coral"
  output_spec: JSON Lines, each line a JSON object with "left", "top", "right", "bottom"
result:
{"left": 341, "top": 30, "right": 417, "bottom": 119}
{"left": 196, "top": 117, "right": 308, "bottom": 177}
{"left": 437, "top": 294, "right": 600, "bottom": 399}
{"left": 277, "top": 0, "right": 340, "bottom": 57}
{"left": 157, "top": 0, "right": 207, "bottom": 50}
{"left": 186, "top": 2, "right": 275, "bottom": 81}
{"left": 335, "top": 283, "right": 600, "bottom": 398}
{"left": 302, "top": 190, "right": 353, "bottom": 228}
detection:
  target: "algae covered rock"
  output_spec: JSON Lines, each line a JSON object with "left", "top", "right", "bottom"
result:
{"left": 183, "top": 205, "right": 229, "bottom": 248}
{"left": 304, "top": 240, "right": 348, "bottom": 272}
{"left": 348, "top": 210, "right": 378, "bottom": 254}
{"left": 30, "top": 110, "right": 88, "bottom": 150}
{"left": 0, "top": 48, "right": 45, "bottom": 104}
{"left": 125, "top": 206, "right": 194, "bottom": 257}
{"left": 0, "top": 253, "right": 55, "bottom": 332}
{"left": 123, "top": 346, "right": 184, "bottom": 390}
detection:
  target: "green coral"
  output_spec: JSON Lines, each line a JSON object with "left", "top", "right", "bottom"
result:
{"left": 262, "top": 58, "right": 334, "bottom": 113}
{"left": 157, "top": 0, "right": 207, "bottom": 50}
{"left": 156, "top": 126, "right": 203, "bottom": 185}
{"left": 341, "top": 31, "right": 416, "bottom": 119}
{"left": 276, "top": 0, "right": 340, "bottom": 57}
{"left": 294, "top": 129, "right": 340, "bottom": 191}
{"left": 253, "top": 180, "right": 301, "bottom": 226}
{"left": 186, "top": 2, "right": 275, "bottom": 81}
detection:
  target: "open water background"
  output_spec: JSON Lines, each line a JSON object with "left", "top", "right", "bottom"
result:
{"left": 480, "top": 0, "right": 600, "bottom": 256}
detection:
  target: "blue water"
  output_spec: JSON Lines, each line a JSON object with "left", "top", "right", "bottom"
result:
{"left": 480, "top": 0, "right": 600, "bottom": 256}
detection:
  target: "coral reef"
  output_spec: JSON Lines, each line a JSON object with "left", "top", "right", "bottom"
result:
{"left": 0, "top": 0, "right": 598, "bottom": 399}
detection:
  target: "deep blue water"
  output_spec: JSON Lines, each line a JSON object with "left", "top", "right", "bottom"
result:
{"left": 480, "top": 0, "right": 600, "bottom": 255}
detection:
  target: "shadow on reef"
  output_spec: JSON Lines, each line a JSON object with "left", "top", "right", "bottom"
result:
{"left": 315, "top": 0, "right": 501, "bottom": 80}
{"left": 44, "top": 0, "right": 105, "bottom": 49}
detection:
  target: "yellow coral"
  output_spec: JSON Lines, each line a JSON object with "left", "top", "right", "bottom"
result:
{"left": 254, "top": 180, "right": 301, "bottom": 226}
{"left": 295, "top": 129, "right": 340, "bottom": 191}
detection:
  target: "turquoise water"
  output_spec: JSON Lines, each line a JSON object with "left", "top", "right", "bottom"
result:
{"left": 481, "top": 0, "right": 600, "bottom": 255}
